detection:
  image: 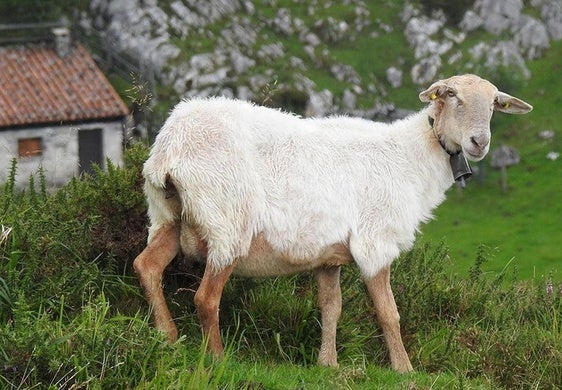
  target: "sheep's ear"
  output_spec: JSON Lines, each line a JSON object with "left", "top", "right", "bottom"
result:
{"left": 494, "top": 92, "right": 533, "bottom": 114}
{"left": 419, "top": 81, "right": 450, "bottom": 103}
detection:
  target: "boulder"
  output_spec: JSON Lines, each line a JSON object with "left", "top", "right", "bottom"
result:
{"left": 477, "top": 0, "right": 523, "bottom": 35}
{"left": 411, "top": 56, "right": 441, "bottom": 85}
{"left": 305, "top": 90, "right": 334, "bottom": 118}
{"left": 515, "top": 15, "right": 550, "bottom": 59}
{"left": 386, "top": 67, "right": 403, "bottom": 88}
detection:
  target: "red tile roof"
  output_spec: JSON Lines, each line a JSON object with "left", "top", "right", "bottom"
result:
{"left": 0, "top": 43, "right": 129, "bottom": 128}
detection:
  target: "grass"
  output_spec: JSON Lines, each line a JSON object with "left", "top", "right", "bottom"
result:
{"left": 2, "top": 147, "right": 562, "bottom": 388}
{"left": 418, "top": 38, "right": 562, "bottom": 280}
{"left": 2, "top": 0, "right": 562, "bottom": 388}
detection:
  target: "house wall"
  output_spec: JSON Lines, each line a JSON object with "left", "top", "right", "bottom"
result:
{"left": 0, "top": 120, "right": 124, "bottom": 189}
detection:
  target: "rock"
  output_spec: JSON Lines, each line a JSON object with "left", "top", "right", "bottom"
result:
{"left": 468, "top": 41, "right": 531, "bottom": 79}
{"left": 257, "top": 43, "right": 285, "bottom": 62}
{"left": 302, "top": 32, "right": 321, "bottom": 47}
{"left": 532, "top": 0, "right": 562, "bottom": 40}
{"left": 230, "top": 50, "right": 255, "bottom": 74}
{"left": 289, "top": 56, "right": 306, "bottom": 71}
{"left": 411, "top": 55, "right": 441, "bottom": 85}
{"left": 386, "top": 67, "right": 403, "bottom": 88}
{"left": 305, "top": 89, "right": 334, "bottom": 118}
{"left": 273, "top": 8, "right": 293, "bottom": 35}
{"left": 460, "top": 10, "right": 483, "bottom": 32}
{"left": 538, "top": 130, "right": 555, "bottom": 140}
{"left": 515, "top": 15, "right": 550, "bottom": 59}
{"left": 330, "top": 63, "right": 361, "bottom": 84}
{"left": 342, "top": 89, "right": 356, "bottom": 110}
{"left": 404, "top": 16, "right": 444, "bottom": 45}
{"left": 476, "top": 0, "right": 523, "bottom": 35}
{"left": 546, "top": 151, "right": 560, "bottom": 161}
{"left": 236, "top": 86, "right": 254, "bottom": 101}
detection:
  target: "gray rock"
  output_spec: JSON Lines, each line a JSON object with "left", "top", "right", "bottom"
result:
{"left": 257, "top": 43, "right": 285, "bottom": 61}
{"left": 532, "top": 0, "right": 562, "bottom": 40}
{"left": 405, "top": 16, "right": 444, "bottom": 45}
{"left": 342, "top": 89, "right": 357, "bottom": 110}
{"left": 469, "top": 41, "right": 531, "bottom": 79}
{"left": 515, "top": 15, "right": 550, "bottom": 59}
{"left": 386, "top": 67, "right": 403, "bottom": 88}
{"left": 305, "top": 90, "right": 334, "bottom": 118}
{"left": 230, "top": 50, "right": 256, "bottom": 74}
{"left": 289, "top": 56, "right": 306, "bottom": 71}
{"left": 236, "top": 86, "right": 254, "bottom": 101}
{"left": 273, "top": 8, "right": 293, "bottom": 35}
{"left": 476, "top": 0, "right": 523, "bottom": 35}
{"left": 330, "top": 63, "right": 361, "bottom": 84}
{"left": 302, "top": 32, "right": 321, "bottom": 47}
{"left": 460, "top": 10, "right": 483, "bottom": 32}
{"left": 411, "top": 56, "right": 441, "bottom": 85}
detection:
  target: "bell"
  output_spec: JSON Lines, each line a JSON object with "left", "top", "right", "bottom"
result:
{"left": 450, "top": 152, "right": 472, "bottom": 188}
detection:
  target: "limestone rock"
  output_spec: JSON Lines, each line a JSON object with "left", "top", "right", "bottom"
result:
{"left": 305, "top": 90, "right": 334, "bottom": 118}
{"left": 386, "top": 67, "right": 403, "bottom": 88}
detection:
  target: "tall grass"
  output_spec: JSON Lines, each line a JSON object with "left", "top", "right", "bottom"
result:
{"left": 1, "top": 145, "right": 561, "bottom": 388}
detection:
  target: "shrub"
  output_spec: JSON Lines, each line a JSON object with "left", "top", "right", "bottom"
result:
{"left": 1, "top": 145, "right": 561, "bottom": 388}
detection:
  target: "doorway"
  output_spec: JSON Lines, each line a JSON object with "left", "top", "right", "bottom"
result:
{"left": 78, "top": 128, "right": 103, "bottom": 175}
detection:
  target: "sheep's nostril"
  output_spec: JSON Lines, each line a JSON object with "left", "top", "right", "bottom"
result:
{"left": 470, "top": 135, "right": 489, "bottom": 148}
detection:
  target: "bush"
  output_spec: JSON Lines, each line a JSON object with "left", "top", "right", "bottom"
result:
{"left": 1, "top": 146, "right": 561, "bottom": 388}
{"left": 0, "top": 143, "right": 149, "bottom": 318}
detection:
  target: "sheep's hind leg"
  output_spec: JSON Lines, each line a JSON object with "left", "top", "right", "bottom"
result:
{"left": 133, "top": 224, "right": 180, "bottom": 342}
{"left": 315, "top": 267, "right": 342, "bottom": 367}
{"left": 194, "top": 262, "right": 235, "bottom": 356}
{"left": 364, "top": 266, "right": 413, "bottom": 373}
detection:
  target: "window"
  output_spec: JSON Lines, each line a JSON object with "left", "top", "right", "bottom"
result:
{"left": 18, "top": 137, "right": 43, "bottom": 157}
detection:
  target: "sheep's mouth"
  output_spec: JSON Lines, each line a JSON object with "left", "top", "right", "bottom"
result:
{"left": 463, "top": 148, "right": 487, "bottom": 162}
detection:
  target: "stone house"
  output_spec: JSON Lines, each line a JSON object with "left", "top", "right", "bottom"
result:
{"left": 0, "top": 28, "right": 129, "bottom": 188}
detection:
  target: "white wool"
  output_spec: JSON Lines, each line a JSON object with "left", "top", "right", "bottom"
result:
{"left": 143, "top": 97, "right": 453, "bottom": 279}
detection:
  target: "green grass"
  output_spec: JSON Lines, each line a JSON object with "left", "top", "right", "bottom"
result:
{"left": 2, "top": 147, "right": 562, "bottom": 388}
{"left": 418, "top": 38, "right": 562, "bottom": 280}
{"left": 2, "top": 1, "right": 562, "bottom": 388}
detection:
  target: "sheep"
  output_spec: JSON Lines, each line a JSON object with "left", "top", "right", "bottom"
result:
{"left": 133, "top": 74, "right": 532, "bottom": 372}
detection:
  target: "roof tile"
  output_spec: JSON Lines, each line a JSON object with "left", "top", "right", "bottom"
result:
{"left": 0, "top": 43, "right": 129, "bottom": 128}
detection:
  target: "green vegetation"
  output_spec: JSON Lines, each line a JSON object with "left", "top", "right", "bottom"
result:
{"left": 1, "top": 146, "right": 561, "bottom": 388}
{"left": 1, "top": 0, "right": 561, "bottom": 387}
{"left": 419, "top": 38, "right": 562, "bottom": 280}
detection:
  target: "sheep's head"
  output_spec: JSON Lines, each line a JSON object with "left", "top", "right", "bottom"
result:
{"left": 419, "top": 74, "right": 533, "bottom": 161}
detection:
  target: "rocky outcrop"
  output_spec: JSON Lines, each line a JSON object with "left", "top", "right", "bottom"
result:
{"left": 400, "top": 0, "right": 561, "bottom": 85}
{"left": 83, "top": 0, "right": 562, "bottom": 117}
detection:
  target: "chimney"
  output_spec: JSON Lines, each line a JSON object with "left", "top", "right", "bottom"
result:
{"left": 52, "top": 27, "right": 71, "bottom": 58}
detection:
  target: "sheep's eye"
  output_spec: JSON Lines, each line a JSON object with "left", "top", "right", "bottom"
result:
{"left": 447, "top": 90, "right": 456, "bottom": 97}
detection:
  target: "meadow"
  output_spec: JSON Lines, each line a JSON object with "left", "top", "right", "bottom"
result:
{"left": 1, "top": 144, "right": 561, "bottom": 389}
{"left": 1, "top": 1, "right": 561, "bottom": 387}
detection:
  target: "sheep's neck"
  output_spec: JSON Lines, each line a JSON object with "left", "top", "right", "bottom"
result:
{"left": 427, "top": 114, "right": 472, "bottom": 187}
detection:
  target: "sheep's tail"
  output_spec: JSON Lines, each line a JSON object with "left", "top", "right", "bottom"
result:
{"left": 142, "top": 156, "right": 182, "bottom": 244}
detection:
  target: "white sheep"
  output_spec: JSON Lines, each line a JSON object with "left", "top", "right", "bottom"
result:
{"left": 133, "top": 74, "right": 532, "bottom": 372}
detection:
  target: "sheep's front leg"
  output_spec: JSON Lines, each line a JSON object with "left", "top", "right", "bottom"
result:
{"left": 194, "top": 262, "right": 235, "bottom": 355}
{"left": 315, "top": 267, "right": 342, "bottom": 367}
{"left": 365, "top": 266, "right": 413, "bottom": 373}
{"left": 133, "top": 224, "right": 180, "bottom": 342}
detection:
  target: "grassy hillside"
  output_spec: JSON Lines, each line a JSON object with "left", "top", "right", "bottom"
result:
{"left": 418, "top": 38, "right": 562, "bottom": 280}
{"left": 1, "top": 1, "right": 561, "bottom": 388}
{"left": 117, "top": 0, "right": 561, "bottom": 280}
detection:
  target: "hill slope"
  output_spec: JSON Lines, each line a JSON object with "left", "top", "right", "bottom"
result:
{"left": 81, "top": 0, "right": 561, "bottom": 279}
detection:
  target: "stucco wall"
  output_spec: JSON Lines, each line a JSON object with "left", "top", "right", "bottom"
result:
{"left": 0, "top": 121, "right": 124, "bottom": 189}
